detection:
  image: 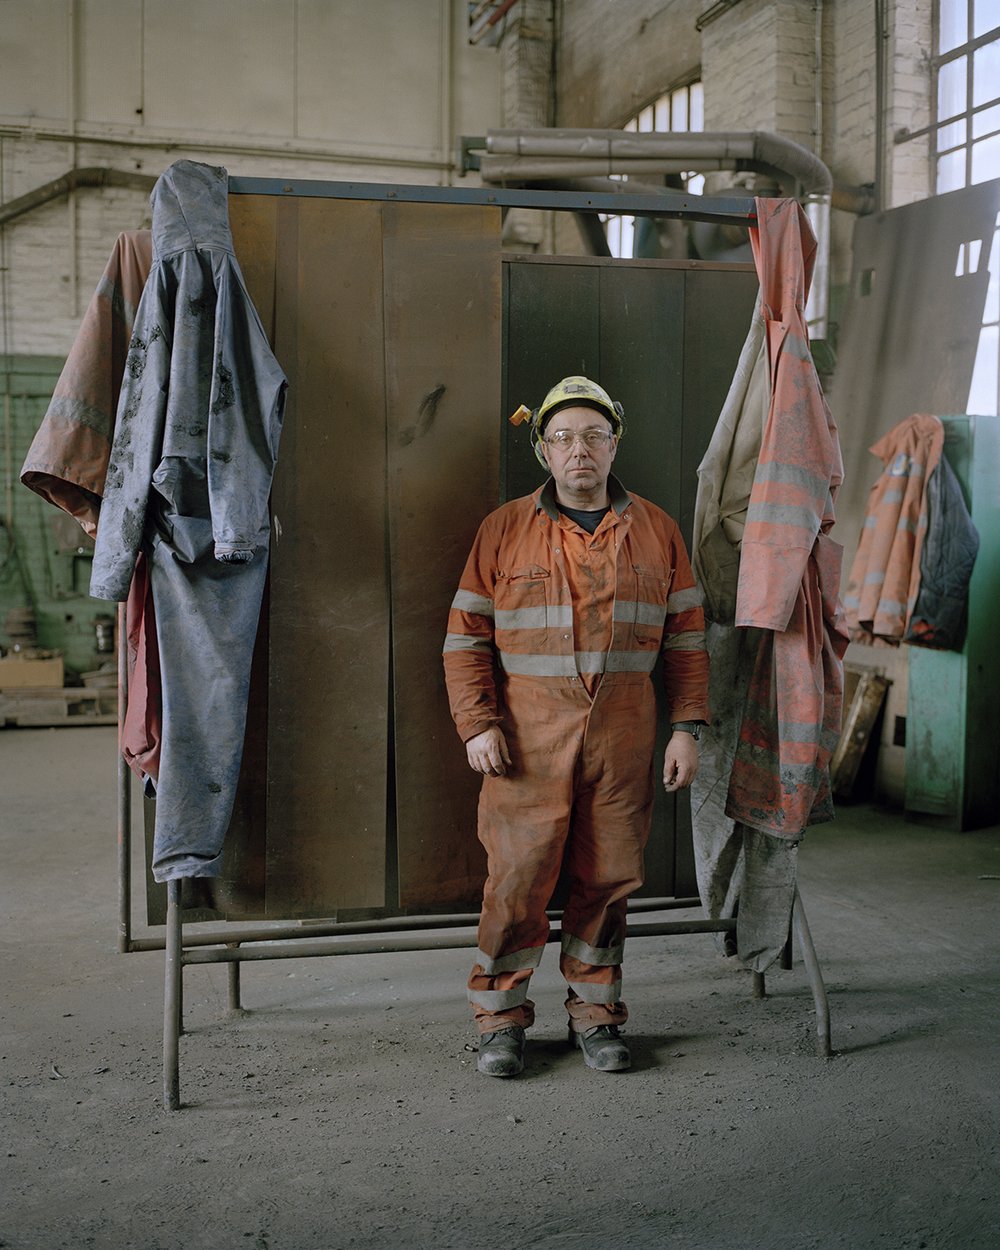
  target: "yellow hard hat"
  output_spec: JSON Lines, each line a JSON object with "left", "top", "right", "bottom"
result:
{"left": 526, "top": 375, "right": 625, "bottom": 468}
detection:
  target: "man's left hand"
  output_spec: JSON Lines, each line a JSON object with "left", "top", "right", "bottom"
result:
{"left": 663, "top": 731, "right": 699, "bottom": 792}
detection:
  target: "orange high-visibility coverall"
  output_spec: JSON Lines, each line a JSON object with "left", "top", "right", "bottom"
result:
{"left": 725, "top": 198, "right": 849, "bottom": 838}
{"left": 843, "top": 413, "right": 945, "bottom": 644}
{"left": 444, "top": 476, "right": 709, "bottom": 1034}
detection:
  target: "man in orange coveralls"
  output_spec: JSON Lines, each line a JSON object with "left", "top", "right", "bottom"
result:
{"left": 444, "top": 377, "right": 710, "bottom": 1077}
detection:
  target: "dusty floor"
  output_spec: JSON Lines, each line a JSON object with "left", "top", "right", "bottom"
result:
{"left": 1, "top": 725, "right": 999, "bottom": 1250}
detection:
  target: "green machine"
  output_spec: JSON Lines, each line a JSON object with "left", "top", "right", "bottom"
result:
{"left": 1, "top": 356, "right": 116, "bottom": 678}
{"left": 906, "top": 414, "right": 1000, "bottom": 830}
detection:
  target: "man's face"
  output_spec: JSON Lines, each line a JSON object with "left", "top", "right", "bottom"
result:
{"left": 539, "top": 404, "right": 617, "bottom": 504}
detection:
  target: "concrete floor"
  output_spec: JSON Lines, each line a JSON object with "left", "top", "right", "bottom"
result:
{"left": 2, "top": 725, "right": 999, "bottom": 1250}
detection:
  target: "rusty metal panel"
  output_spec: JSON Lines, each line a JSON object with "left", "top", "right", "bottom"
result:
{"left": 229, "top": 193, "right": 279, "bottom": 338}
{"left": 215, "top": 196, "right": 280, "bottom": 919}
{"left": 383, "top": 202, "right": 502, "bottom": 910}
{"left": 264, "top": 197, "right": 390, "bottom": 916}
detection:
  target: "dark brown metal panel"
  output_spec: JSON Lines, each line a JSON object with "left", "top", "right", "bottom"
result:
{"left": 502, "top": 258, "right": 602, "bottom": 502}
{"left": 598, "top": 263, "right": 687, "bottom": 519}
{"left": 264, "top": 197, "right": 390, "bottom": 916}
{"left": 598, "top": 262, "right": 688, "bottom": 898}
{"left": 229, "top": 193, "right": 279, "bottom": 337}
{"left": 215, "top": 196, "right": 281, "bottom": 919}
{"left": 383, "top": 202, "right": 502, "bottom": 911}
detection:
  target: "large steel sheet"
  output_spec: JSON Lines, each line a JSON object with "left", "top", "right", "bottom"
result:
{"left": 383, "top": 202, "right": 502, "bottom": 910}
{"left": 830, "top": 179, "right": 1000, "bottom": 560}
{"left": 145, "top": 201, "right": 761, "bottom": 921}
{"left": 218, "top": 196, "right": 279, "bottom": 917}
{"left": 264, "top": 198, "right": 390, "bottom": 916}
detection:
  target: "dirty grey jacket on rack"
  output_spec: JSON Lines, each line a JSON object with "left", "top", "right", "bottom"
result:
{"left": 90, "top": 159, "right": 286, "bottom": 883}
{"left": 690, "top": 307, "right": 798, "bottom": 973}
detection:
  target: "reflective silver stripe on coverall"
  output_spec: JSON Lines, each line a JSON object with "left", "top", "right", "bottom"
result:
{"left": 90, "top": 159, "right": 286, "bottom": 882}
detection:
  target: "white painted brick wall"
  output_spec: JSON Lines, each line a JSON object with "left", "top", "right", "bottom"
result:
{"left": 0, "top": 0, "right": 503, "bottom": 358}
{"left": 887, "top": 0, "right": 933, "bottom": 207}
{"left": 2, "top": 136, "right": 466, "bottom": 357}
{"left": 703, "top": 0, "right": 818, "bottom": 149}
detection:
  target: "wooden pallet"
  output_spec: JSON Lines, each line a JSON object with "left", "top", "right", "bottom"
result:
{"left": 0, "top": 685, "right": 118, "bottom": 727}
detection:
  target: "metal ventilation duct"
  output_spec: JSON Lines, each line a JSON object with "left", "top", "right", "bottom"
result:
{"left": 477, "top": 128, "right": 875, "bottom": 344}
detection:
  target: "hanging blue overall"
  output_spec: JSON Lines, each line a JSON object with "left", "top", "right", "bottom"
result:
{"left": 90, "top": 160, "right": 286, "bottom": 882}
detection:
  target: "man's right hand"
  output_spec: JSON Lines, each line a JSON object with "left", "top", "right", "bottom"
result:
{"left": 465, "top": 727, "right": 512, "bottom": 776}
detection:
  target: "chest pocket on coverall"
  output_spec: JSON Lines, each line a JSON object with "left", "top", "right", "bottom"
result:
{"left": 631, "top": 563, "right": 672, "bottom": 647}
{"left": 496, "top": 565, "right": 550, "bottom": 613}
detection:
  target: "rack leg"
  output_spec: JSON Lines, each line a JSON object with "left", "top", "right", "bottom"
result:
{"left": 793, "top": 889, "right": 832, "bottom": 1058}
{"left": 751, "top": 970, "right": 766, "bottom": 998}
{"left": 227, "top": 943, "right": 242, "bottom": 1012}
{"left": 163, "top": 879, "right": 183, "bottom": 1111}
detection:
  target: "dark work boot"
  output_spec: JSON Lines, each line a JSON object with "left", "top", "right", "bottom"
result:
{"left": 570, "top": 1024, "right": 631, "bottom": 1072}
{"left": 477, "top": 1026, "right": 526, "bottom": 1077}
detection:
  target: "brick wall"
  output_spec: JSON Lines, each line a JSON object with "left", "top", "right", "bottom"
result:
{"left": 887, "top": 0, "right": 933, "bottom": 207}
{"left": 0, "top": 0, "right": 502, "bottom": 358}
{"left": 702, "top": 0, "right": 818, "bottom": 148}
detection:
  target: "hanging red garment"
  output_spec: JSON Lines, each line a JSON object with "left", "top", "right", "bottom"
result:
{"left": 20, "top": 230, "right": 162, "bottom": 783}
{"left": 725, "top": 198, "right": 849, "bottom": 839}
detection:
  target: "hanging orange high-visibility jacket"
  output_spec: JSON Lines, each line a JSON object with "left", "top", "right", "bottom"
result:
{"left": 725, "top": 197, "right": 849, "bottom": 838}
{"left": 444, "top": 475, "right": 709, "bottom": 1034}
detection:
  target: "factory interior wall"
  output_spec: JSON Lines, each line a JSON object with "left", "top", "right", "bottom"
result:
{"left": 0, "top": 1, "right": 989, "bottom": 811}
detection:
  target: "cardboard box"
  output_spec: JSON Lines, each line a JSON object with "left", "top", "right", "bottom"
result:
{"left": 0, "top": 653, "right": 65, "bottom": 689}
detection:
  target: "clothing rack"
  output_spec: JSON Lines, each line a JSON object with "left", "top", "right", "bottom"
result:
{"left": 106, "top": 181, "right": 829, "bottom": 1111}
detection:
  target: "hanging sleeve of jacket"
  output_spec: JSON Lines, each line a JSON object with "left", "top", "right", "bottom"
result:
{"left": 21, "top": 231, "right": 153, "bottom": 534}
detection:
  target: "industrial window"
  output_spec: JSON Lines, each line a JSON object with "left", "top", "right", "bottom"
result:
{"left": 934, "top": 1, "right": 1000, "bottom": 414}
{"left": 603, "top": 80, "right": 704, "bottom": 259}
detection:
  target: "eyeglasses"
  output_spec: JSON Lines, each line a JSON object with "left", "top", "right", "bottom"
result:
{"left": 544, "top": 428, "right": 615, "bottom": 450}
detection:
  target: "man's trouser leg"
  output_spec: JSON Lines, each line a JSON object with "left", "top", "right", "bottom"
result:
{"left": 560, "top": 675, "right": 656, "bottom": 1032}
{"left": 467, "top": 675, "right": 656, "bottom": 1035}
{"left": 468, "top": 679, "right": 591, "bottom": 1034}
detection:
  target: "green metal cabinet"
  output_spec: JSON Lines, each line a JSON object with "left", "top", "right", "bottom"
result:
{"left": 0, "top": 355, "right": 117, "bottom": 676}
{"left": 906, "top": 414, "right": 1000, "bottom": 830}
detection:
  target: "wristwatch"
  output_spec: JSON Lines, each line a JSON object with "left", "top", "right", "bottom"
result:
{"left": 671, "top": 720, "right": 703, "bottom": 741}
